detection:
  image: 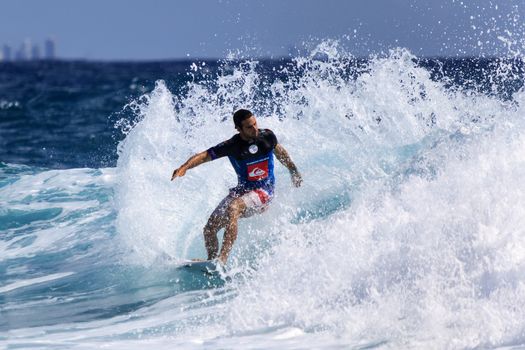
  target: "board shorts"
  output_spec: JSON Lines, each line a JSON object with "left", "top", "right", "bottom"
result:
{"left": 211, "top": 187, "right": 274, "bottom": 219}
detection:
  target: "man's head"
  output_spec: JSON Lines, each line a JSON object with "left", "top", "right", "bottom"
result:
{"left": 233, "top": 109, "right": 258, "bottom": 140}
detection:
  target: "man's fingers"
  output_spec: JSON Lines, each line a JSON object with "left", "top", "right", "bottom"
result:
{"left": 171, "top": 168, "right": 181, "bottom": 181}
{"left": 171, "top": 167, "right": 186, "bottom": 180}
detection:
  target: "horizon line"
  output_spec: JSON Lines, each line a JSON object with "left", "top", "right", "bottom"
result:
{"left": 0, "top": 54, "right": 520, "bottom": 64}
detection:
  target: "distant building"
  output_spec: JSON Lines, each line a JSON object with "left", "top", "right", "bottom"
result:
{"left": 44, "top": 38, "right": 56, "bottom": 60}
{"left": 2, "top": 38, "right": 56, "bottom": 62}
{"left": 15, "top": 45, "right": 27, "bottom": 61}
{"left": 3, "top": 45, "right": 12, "bottom": 61}
{"left": 31, "top": 44, "right": 41, "bottom": 60}
{"left": 15, "top": 39, "right": 32, "bottom": 61}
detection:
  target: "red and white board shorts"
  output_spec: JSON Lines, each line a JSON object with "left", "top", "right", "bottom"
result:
{"left": 211, "top": 188, "right": 273, "bottom": 219}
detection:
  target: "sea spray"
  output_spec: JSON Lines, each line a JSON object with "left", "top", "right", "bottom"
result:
{"left": 219, "top": 51, "right": 525, "bottom": 347}
{"left": 108, "top": 43, "right": 525, "bottom": 348}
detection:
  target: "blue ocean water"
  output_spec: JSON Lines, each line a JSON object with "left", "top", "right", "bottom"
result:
{"left": 2, "top": 45, "right": 525, "bottom": 349}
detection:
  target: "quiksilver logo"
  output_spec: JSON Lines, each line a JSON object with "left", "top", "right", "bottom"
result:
{"left": 249, "top": 168, "right": 266, "bottom": 177}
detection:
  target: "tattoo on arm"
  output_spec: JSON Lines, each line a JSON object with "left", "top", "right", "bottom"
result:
{"left": 275, "top": 144, "right": 299, "bottom": 175}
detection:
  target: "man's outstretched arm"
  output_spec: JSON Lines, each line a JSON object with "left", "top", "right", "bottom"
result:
{"left": 274, "top": 144, "right": 302, "bottom": 187}
{"left": 171, "top": 150, "right": 211, "bottom": 180}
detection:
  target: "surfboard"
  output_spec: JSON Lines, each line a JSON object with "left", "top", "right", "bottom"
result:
{"left": 181, "top": 260, "right": 223, "bottom": 276}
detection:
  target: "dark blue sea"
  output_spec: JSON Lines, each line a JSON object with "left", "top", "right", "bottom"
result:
{"left": 2, "top": 47, "right": 525, "bottom": 349}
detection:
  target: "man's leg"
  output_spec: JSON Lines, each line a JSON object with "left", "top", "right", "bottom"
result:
{"left": 218, "top": 197, "right": 247, "bottom": 264}
{"left": 203, "top": 214, "right": 226, "bottom": 260}
{"left": 203, "top": 196, "right": 232, "bottom": 260}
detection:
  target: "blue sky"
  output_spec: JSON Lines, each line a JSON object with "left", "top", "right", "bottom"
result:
{"left": 1, "top": 0, "right": 523, "bottom": 60}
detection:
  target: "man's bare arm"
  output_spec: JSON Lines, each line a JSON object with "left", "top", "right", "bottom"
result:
{"left": 171, "top": 150, "right": 211, "bottom": 180}
{"left": 274, "top": 144, "right": 302, "bottom": 187}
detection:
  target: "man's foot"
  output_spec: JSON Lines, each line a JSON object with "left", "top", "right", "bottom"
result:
{"left": 217, "top": 256, "right": 227, "bottom": 266}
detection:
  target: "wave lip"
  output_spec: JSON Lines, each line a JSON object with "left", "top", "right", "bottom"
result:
{"left": 0, "top": 272, "right": 74, "bottom": 294}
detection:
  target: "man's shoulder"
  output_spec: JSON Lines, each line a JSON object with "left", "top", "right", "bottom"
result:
{"left": 215, "top": 134, "right": 239, "bottom": 147}
{"left": 259, "top": 129, "right": 277, "bottom": 146}
{"left": 208, "top": 134, "right": 241, "bottom": 160}
{"left": 259, "top": 128, "right": 276, "bottom": 137}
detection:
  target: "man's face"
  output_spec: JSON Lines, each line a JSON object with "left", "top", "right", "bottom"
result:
{"left": 238, "top": 116, "right": 258, "bottom": 140}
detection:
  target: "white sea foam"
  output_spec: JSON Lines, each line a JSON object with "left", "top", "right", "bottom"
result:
{"left": 0, "top": 167, "right": 116, "bottom": 259}
{"left": 109, "top": 43, "right": 525, "bottom": 348}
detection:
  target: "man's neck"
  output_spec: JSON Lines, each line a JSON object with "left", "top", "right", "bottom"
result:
{"left": 238, "top": 133, "right": 255, "bottom": 142}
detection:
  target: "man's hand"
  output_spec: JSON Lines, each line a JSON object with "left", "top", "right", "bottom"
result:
{"left": 171, "top": 166, "right": 187, "bottom": 180}
{"left": 291, "top": 171, "right": 303, "bottom": 187}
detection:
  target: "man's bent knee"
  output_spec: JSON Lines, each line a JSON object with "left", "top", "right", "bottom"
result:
{"left": 227, "top": 198, "right": 245, "bottom": 219}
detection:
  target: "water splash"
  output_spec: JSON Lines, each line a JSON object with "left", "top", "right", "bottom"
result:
{"left": 111, "top": 40, "right": 525, "bottom": 347}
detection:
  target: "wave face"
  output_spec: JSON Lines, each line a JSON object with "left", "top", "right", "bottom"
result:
{"left": 2, "top": 46, "right": 525, "bottom": 349}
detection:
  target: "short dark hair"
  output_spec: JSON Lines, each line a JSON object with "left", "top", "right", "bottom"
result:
{"left": 233, "top": 109, "right": 253, "bottom": 128}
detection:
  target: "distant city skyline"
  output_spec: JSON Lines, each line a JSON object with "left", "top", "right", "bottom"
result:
{"left": 0, "top": 0, "right": 523, "bottom": 60}
{"left": 1, "top": 38, "right": 56, "bottom": 61}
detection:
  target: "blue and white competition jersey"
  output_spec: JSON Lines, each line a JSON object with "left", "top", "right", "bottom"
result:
{"left": 207, "top": 129, "right": 278, "bottom": 194}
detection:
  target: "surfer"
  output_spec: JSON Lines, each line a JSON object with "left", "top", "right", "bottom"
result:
{"left": 171, "top": 109, "right": 302, "bottom": 264}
